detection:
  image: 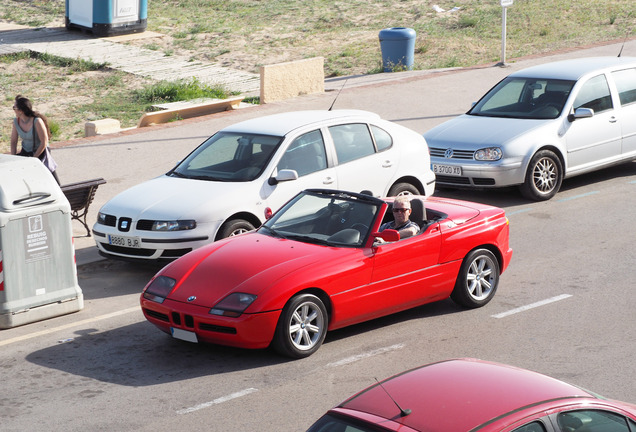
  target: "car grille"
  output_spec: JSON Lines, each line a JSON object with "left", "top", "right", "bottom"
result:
{"left": 137, "top": 219, "right": 154, "bottom": 231}
{"left": 170, "top": 312, "right": 237, "bottom": 334}
{"left": 199, "top": 323, "right": 237, "bottom": 334}
{"left": 144, "top": 309, "right": 169, "bottom": 322}
{"left": 101, "top": 214, "right": 117, "bottom": 227}
{"left": 430, "top": 147, "right": 475, "bottom": 160}
{"left": 436, "top": 175, "right": 496, "bottom": 186}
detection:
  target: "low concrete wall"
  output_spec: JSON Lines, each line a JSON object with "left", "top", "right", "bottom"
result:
{"left": 260, "top": 57, "right": 324, "bottom": 104}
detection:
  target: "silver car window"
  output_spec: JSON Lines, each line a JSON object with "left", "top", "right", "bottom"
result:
{"left": 611, "top": 67, "right": 636, "bottom": 106}
{"left": 573, "top": 74, "right": 613, "bottom": 113}
{"left": 277, "top": 130, "right": 327, "bottom": 177}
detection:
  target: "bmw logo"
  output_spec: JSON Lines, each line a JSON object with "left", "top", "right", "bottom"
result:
{"left": 444, "top": 148, "right": 454, "bottom": 159}
{"left": 187, "top": 296, "right": 196, "bottom": 302}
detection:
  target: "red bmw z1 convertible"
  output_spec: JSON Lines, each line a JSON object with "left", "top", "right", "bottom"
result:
{"left": 140, "top": 189, "right": 512, "bottom": 358}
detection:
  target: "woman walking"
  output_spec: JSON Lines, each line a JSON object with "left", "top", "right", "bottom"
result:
{"left": 10, "top": 94, "right": 60, "bottom": 184}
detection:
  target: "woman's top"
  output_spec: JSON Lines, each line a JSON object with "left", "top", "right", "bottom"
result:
{"left": 13, "top": 117, "right": 40, "bottom": 153}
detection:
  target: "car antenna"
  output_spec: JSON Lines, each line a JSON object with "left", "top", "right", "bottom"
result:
{"left": 374, "top": 378, "right": 412, "bottom": 417}
{"left": 617, "top": 29, "right": 632, "bottom": 57}
{"left": 328, "top": 78, "right": 349, "bottom": 111}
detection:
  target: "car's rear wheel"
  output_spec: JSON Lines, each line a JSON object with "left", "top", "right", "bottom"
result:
{"left": 451, "top": 249, "right": 499, "bottom": 309}
{"left": 520, "top": 150, "right": 563, "bottom": 201}
{"left": 217, "top": 218, "right": 255, "bottom": 239}
{"left": 388, "top": 182, "right": 420, "bottom": 196}
{"left": 272, "top": 294, "right": 328, "bottom": 358}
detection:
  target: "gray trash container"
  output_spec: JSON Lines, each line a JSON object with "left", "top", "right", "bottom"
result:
{"left": 0, "top": 155, "right": 83, "bottom": 329}
{"left": 379, "top": 27, "right": 416, "bottom": 72}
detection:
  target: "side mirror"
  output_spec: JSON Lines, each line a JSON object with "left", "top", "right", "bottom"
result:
{"left": 568, "top": 107, "right": 594, "bottom": 122}
{"left": 372, "top": 229, "right": 400, "bottom": 243}
{"left": 268, "top": 169, "right": 299, "bottom": 185}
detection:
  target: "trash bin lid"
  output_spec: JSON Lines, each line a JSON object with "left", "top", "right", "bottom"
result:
{"left": 0, "top": 155, "right": 64, "bottom": 212}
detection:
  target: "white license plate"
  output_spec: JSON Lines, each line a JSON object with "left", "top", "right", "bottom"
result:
{"left": 432, "top": 164, "right": 462, "bottom": 176}
{"left": 171, "top": 327, "right": 198, "bottom": 343}
{"left": 108, "top": 234, "right": 141, "bottom": 248}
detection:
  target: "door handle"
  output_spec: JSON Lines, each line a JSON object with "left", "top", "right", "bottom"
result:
{"left": 382, "top": 160, "right": 393, "bottom": 168}
{"left": 323, "top": 177, "right": 334, "bottom": 184}
{"left": 609, "top": 116, "right": 617, "bottom": 123}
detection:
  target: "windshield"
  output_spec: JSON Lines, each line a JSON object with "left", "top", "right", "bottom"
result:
{"left": 306, "top": 413, "right": 388, "bottom": 432}
{"left": 261, "top": 191, "right": 380, "bottom": 247}
{"left": 170, "top": 132, "right": 283, "bottom": 181}
{"left": 469, "top": 77, "right": 576, "bottom": 120}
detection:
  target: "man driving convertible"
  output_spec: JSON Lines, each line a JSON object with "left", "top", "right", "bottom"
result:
{"left": 377, "top": 195, "right": 420, "bottom": 242}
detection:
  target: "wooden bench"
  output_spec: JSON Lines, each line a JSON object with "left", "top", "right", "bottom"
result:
{"left": 61, "top": 178, "right": 107, "bottom": 237}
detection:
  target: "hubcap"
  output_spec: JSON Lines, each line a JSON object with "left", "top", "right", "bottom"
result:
{"left": 288, "top": 302, "right": 324, "bottom": 351}
{"left": 466, "top": 256, "right": 495, "bottom": 301}
{"left": 533, "top": 158, "right": 557, "bottom": 193}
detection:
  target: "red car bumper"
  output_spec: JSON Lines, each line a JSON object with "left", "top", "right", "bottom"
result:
{"left": 140, "top": 297, "right": 282, "bottom": 349}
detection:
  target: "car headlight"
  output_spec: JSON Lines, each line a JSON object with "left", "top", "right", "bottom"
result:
{"left": 474, "top": 147, "right": 503, "bottom": 161}
{"left": 209, "top": 293, "right": 257, "bottom": 317}
{"left": 97, "top": 212, "right": 107, "bottom": 225}
{"left": 142, "top": 276, "right": 177, "bottom": 304}
{"left": 152, "top": 220, "right": 196, "bottom": 231}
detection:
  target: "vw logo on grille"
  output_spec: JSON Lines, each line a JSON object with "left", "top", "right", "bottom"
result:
{"left": 187, "top": 296, "right": 196, "bottom": 302}
{"left": 444, "top": 148, "right": 454, "bottom": 159}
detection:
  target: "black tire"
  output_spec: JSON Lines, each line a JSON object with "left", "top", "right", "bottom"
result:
{"left": 388, "top": 182, "right": 420, "bottom": 196}
{"left": 217, "top": 218, "right": 255, "bottom": 239}
{"left": 272, "top": 294, "right": 328, "bottom": 358}
{"left": 519, "top": 150, "right": 563, "bottom": 201}
{"left": 451, "top": 249, "right": 499, "bottom": 309}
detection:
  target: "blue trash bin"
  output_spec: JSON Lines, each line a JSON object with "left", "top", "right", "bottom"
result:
{"left": 66, "top": 0, "right": 147, "bottom": 37}
{"left": 378, "top": 27, "right": 416, "bottom": 72}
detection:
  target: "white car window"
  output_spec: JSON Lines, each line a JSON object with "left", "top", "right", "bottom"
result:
{"left": 371, "top": 125, "right": 393, "bottom": 151}
{"left": 612, "top": 67, "right": 636, "bottom": 106}
{"left": 277, "top": 130, "right": 327, "bottom": 177}
{"left": 329, "top": 123, "right": 375, "bottom": 164}
{"left": 573, "top": 74, "right": 613, "bottom": 113}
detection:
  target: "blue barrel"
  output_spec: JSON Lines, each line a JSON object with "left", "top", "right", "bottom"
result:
{"left": 378, "top": 27, "right": 416, "bottom": 72}
{"left": 66, "top": 0, "right": 147, "bottom": 37}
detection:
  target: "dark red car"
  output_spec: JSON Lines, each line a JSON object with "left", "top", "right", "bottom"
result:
{"left": 140, "top": 190, "right": 512, "bottom": 358}
{"left": 307, "top": 358, "right": 636, "bottom": 432}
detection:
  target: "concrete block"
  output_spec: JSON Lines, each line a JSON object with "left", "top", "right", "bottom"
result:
{"left": 85, "top": 118, "right": 121, "bottom": 137}
{"left": 260, "top": 57, "right": 324, "bottom": 104}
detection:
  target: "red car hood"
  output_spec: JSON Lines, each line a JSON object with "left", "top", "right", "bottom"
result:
{"left": 162, "top": 233, "right": 326, "bottom": 307}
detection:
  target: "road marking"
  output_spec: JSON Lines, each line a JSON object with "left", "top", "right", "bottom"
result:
{"left": 327, "top": 343, "right": 405, "bottom": 368}
{"left": 506, "top": 208, "right": 533, "bottom": 216}
{"left": 177, "top": 388, "right": 258, "bottom": 415}
{"left": 557, "top": 191, "right": 599, "bottom": 202}
{"left": 0, "top": 306, "right": 140, "bottom": 348}
{"left": 491, "top": 294, "right": 572, "bottom": 319}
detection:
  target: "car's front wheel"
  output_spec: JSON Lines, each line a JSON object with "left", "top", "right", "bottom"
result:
{"left": 520, "top": 150, "right": 563, "bottom": 201}
{"left": 272, "top": 294, "right": 328, "bottom": 358}
{"left": 451, "top": 249, "right": 499, "bottom": 309}
{"left": 217, "top": 218, "right": 256, "bottom": 239}
{"left": 388, "top": 182, "right": 420, "bottom": 196}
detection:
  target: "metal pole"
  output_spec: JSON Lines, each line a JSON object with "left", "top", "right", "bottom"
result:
{"left": 499, "top": 7, "right": 507, "bottom": 66}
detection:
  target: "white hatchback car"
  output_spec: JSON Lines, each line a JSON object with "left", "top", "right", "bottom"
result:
{"left": 93, "top": 109, "right": 436, "bottom": 260}
{"left": 425, "top": 56, "right": 636, "bottom": 200}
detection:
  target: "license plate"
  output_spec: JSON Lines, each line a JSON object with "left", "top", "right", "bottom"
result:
{"left": 432, "top": 164, "right": 462, "bottom": 176}
{"left": 171, "top": 327, "right": 198, "bottom": 343}
{"left": 108, "top": 234, "right": 141, "bottom": 248}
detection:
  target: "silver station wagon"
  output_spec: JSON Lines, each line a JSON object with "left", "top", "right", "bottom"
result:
{"left": 424, "top": 56, "right": 636, "bottom": 200}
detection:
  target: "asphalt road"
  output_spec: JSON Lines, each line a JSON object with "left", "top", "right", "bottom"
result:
{"left": 1, "top": 40, "right": 635, "bottom": 431}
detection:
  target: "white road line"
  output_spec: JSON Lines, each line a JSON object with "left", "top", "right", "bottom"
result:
{"left": 0, "top": 306, "right": 141, "bottom": 347}
{"left": 177, "top": 388, "right": 259, "bottom": 415}
{"left": 491, "top": 294, "right": 572, "bottom": 319}
{"left": 327, "top": 343, "right": 405, "bottom": 367}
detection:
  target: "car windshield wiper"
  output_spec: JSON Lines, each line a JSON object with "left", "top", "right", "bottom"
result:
{"left": 168, "top": 171, "right": 187, "bottom": 178}
{"left": 260, "top": 225, "right": 287, "bottom": 239}
{"left": 284, "top": 234, "right": 335, "bottom": 246}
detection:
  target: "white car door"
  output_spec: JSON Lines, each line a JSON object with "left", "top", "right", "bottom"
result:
{"left": 611, "top": 67, "right": 636, "bottom": 155}
{"left": 329, "top": 123, "right": 399, "bottom": 196}
{"left": 565, "top": 74, "right": 622, "bottom": 169}
{"left": 260, "top": 129, "right": 338, "bottom": 214}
